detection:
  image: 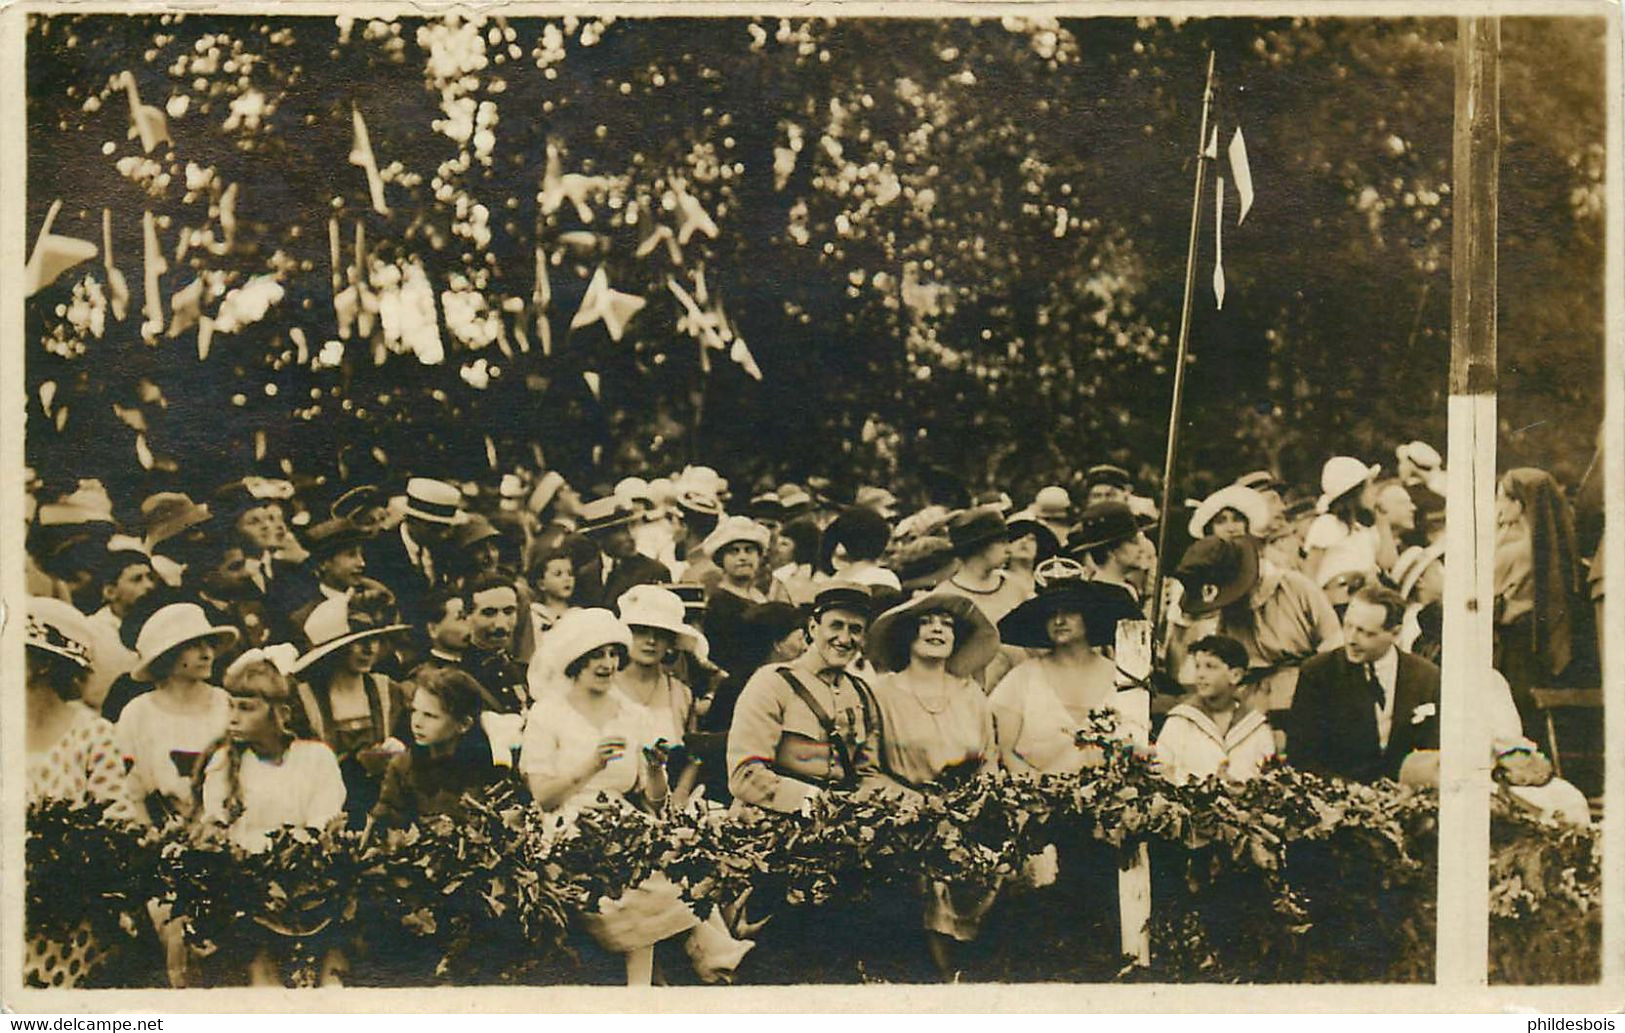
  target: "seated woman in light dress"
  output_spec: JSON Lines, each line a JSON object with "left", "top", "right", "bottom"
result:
{"left": 866, "top": 591, "right": 1001, "bottom": 980}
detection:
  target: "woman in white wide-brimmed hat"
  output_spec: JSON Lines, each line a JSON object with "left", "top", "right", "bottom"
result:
{"left": 615, "top": 584, "right": 711, "bottom": 807}
{"left": 115, "top": 601, "right": 240, "bottom": 820}
{"left": 1187, "top": 484, "right": 1274, "bottom": 542}
{"left": 290, "top": 590, "right": 411, "bottom": 824}
{"left": 1302, "top": 455, "right": 1388, "bottom": 592}
{"left": 25, "top": 597, "right": 144, "bottom": 989}
{"left": 519, "top": 608, "right": 669, "bottom": 816}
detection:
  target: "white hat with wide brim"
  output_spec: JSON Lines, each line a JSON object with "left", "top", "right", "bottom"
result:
{"left": 1188, "top": 484, "right": 1273, "bottom": 539}
{"left": 527, "top": 608, "right": 633, "bottom": 697}
{"left": 132, "top": 602, "right": 241, "bottom": 681}
{"left": 291, "top": 595, "right": 410, "bottom": 674}
{"left": 616, "top": 584, "right": 707, "bottom": 656}
{"left": 1316, "top": 456, "right": 1382, "bottom": 513}
{"left": 701, "top": 515, "right": 772, "bottom": 557}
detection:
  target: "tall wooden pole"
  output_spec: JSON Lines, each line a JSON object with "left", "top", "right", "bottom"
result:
{"left": 1437, "top": 14, "right": 1498, "bottom": 988}
{"left": 1151, "top": 50, "right": 1216, "bottom": 647}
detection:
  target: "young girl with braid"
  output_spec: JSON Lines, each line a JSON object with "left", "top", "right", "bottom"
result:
{"left": 197, "top": 649, "right": 347, "bottom": 853}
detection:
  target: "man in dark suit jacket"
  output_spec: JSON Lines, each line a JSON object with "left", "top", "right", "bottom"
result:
{"left": 366, "top": 478, "right": 464, "bottom": 628}
{"left": 574, "top": 496, "right": 669, "bottom": 608}
{"left": 1288, "top": 584, "right": 1440, "bottom": 783}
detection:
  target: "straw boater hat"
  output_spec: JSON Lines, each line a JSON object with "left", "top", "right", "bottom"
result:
{"left": 1173, "top": 536, "right": 1262, "bottom": 617}
{"left": 329, "top": 484, "right": 382, "bottom": 523}
{"left": 616, "top": 584, "right": 708, "bottom": 655}
{"left": 402, "top": 477, "right": 466, "bottom": 525}
{"left": 1187, "top": 484, "right": 1273, "bottom": 539}
{"left": 1083, "top": 464, "right": 1133, "bottom": 494}
{"left": 1316, "top": 456, "right": 1382, "bottom": 513}
{"left": 702, "top": 515, "right": 772, "bottom": 557}
{"left": 774, "top": 483, "right": 814, "bottom": 518}
{"left": 866, "top": 591, "right": 1000, "bottom": 677}
{"left": 1392, "top": 542, "right": 1446, "bottom": 600}
{"left": 291, "top": 595, "right": 410, "bottom": 674}
{"left": 132, "top": 602, "right": 241, "bottom": 681}
{"left": 854, "top": 485, "right": 900, "bottom": 520}
{"left": 27, "top": 596, "right": 97, "bottom": 670}
{"left": 996, "top": 579, "right": 1143, "bottom": 650}
{"left": 578, "top": 495, "right": 640, "bottom": 534}
{"left": 972, "top": 490, "right": 1016, "bottom": 516}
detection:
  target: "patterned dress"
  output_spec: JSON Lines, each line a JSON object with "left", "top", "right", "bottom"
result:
{"left": 25, "top": 704, "right": 140, "bottom": 988}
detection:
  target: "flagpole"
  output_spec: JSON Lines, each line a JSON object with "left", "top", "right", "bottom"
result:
{"left": 1151, "top": 49, "right": 1217, "bottom": 653}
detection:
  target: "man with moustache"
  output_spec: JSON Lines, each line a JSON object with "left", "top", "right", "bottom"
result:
{"left": 726, "top": 583, "right": 906, "bottom": 812}
{"left": 460, "top": 572, "right": 528, "bottom": 715}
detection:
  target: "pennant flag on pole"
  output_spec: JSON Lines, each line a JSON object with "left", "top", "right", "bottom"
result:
{"left": 197, "top": 316, "right": 215, "bottom": 360}
{"left": 730, "top": 335, "right": 762, "bottom": 381}
{"left": 1228, "top": 128, "right": 1254, "bottom": 225}
{"left": 354, "top": 221, "right": 378, "bottom": 339}
{"left": 570, "top": 266, "right": 645, "bottom": 342}
{"left": 103, "top": 209, "right": 130, "bottom": 320}
{"left": 122, "top": 72, "right": 171, "bottom": 155}
{"left": 533, "top": 247, "right": 553, "bottom": 355}
{"left": 636, "top": 223, "right": 684, "bottom": 265}
{"left": 582, "top": 370, "right": 602, "bottom": 401}
{"left": 1213, "top": 176, "right": 1227, "bottom": 310}
{"left": 1205, "top": 127, "right": 1219, "bottom": 160}
{"left": 140, "top": 210, "right": 168, "bottom": 341}
{"left": 24, "top": 200, "right": 98, "bottom": 297}
{"left": 135, "top": 433, "right": 155, "bottom": 471}
{"left": 349, "top": 106, "right": 391, "bottom": 216}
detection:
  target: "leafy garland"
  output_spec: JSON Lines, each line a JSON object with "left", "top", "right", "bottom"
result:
{"left": 1487, "top": 791, "right": 1601, "bottom": 985}
{"left": 24, "top": 723, "right": 1596, "bottom": 987}
{"left": 25, "top": 799, "right": 163, "bottom": 948}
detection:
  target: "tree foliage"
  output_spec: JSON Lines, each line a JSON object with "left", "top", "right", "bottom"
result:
{"left": 25, "top": 14, "right": 1605, "bottom": 509}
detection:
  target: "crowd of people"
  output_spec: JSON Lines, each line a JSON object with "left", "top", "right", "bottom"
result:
{"left": 21, "top": 440, "right": 1605, "bottom": 986}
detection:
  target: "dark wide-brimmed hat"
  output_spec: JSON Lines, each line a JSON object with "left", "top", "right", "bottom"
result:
{"left": 305, "top": 518, "right": 373, "bottom": 558}
{"left": 996, "top": 579, "right": 1143, "bottom": 650}
{"left": 1066, "top": 501, "right": 1146, "bottom": 554}
{"left": 1004, "top": 518, "right": 1060, "bottom": 563}
{"left": 946, "top": 507, "right": 1008, "bottom": 558}
{"left": 819, "top": 506, "right": 893, "bottom": 573}
{"left": 866, "top": 591, "right": 1000, "bottom": 677}
{"left": 1174, "top": 535, "right": 1262, "bottom": 616}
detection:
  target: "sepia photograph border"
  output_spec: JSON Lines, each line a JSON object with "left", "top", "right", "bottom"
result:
{"left": 0, "top": 0, "right": 1620, "bottom": 1013}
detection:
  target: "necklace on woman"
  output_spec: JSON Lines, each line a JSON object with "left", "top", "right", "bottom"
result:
{"left": 906, "top": 670, "right": 952, "bottom": 715}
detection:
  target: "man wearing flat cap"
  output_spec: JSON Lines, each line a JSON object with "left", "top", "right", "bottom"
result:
{"left": 1082, "top": 464, "right": 1133, "bottom": 508}
{"left": 726, "top": 583, "right": 904, "bottom": 811}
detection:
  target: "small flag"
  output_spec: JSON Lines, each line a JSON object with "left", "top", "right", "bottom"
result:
{"left": 636, "top": 223, "right": 684, "bottom": 265}
{"left": 24, "top": 200, "right": 98, "bottom": 297}
{"left": 349, "top": 106, "right": 391, "bottom": 216}
{"left": 135, "top": 432, "right": 155, "bottom": 471}
{"left": 673, "top": 181, "right": 719, "bottom": 245}
{"left": 540, "top": 142, "right": 612, "bottom": 224}
{"left": 1228, "top": 128, "right": 1254, "bottom": 225}
{"left": 103, "top": 209, "right": 130, "bottom": 320}
{"left": 122, "top": 72, "right": 171, "bottom": 155}
{"left": 141, "top": 209, "right": 167, "bottom": 339}
{"left": 214, "top": 182, "right": 239, "bottom": 254}
{"left": 582, "top": 370, "right": 602, "bottom": 400}
{"left": 730, "top": 336, "right": 762, "bottom": 381}
{"left": 197, "top": 316, "right": 215, "bottom": 360}
{"left": 570, "top": 266, "right": 645, "bottom": 342}
{"left": 1205, "top": 127, "right": 1219, "bottom": 160}
{"left": 167, "top": 277, "right": 203, "bottom": 337}
{"left": 1213, "top": 176, "right": 1226, "bottom": 310}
